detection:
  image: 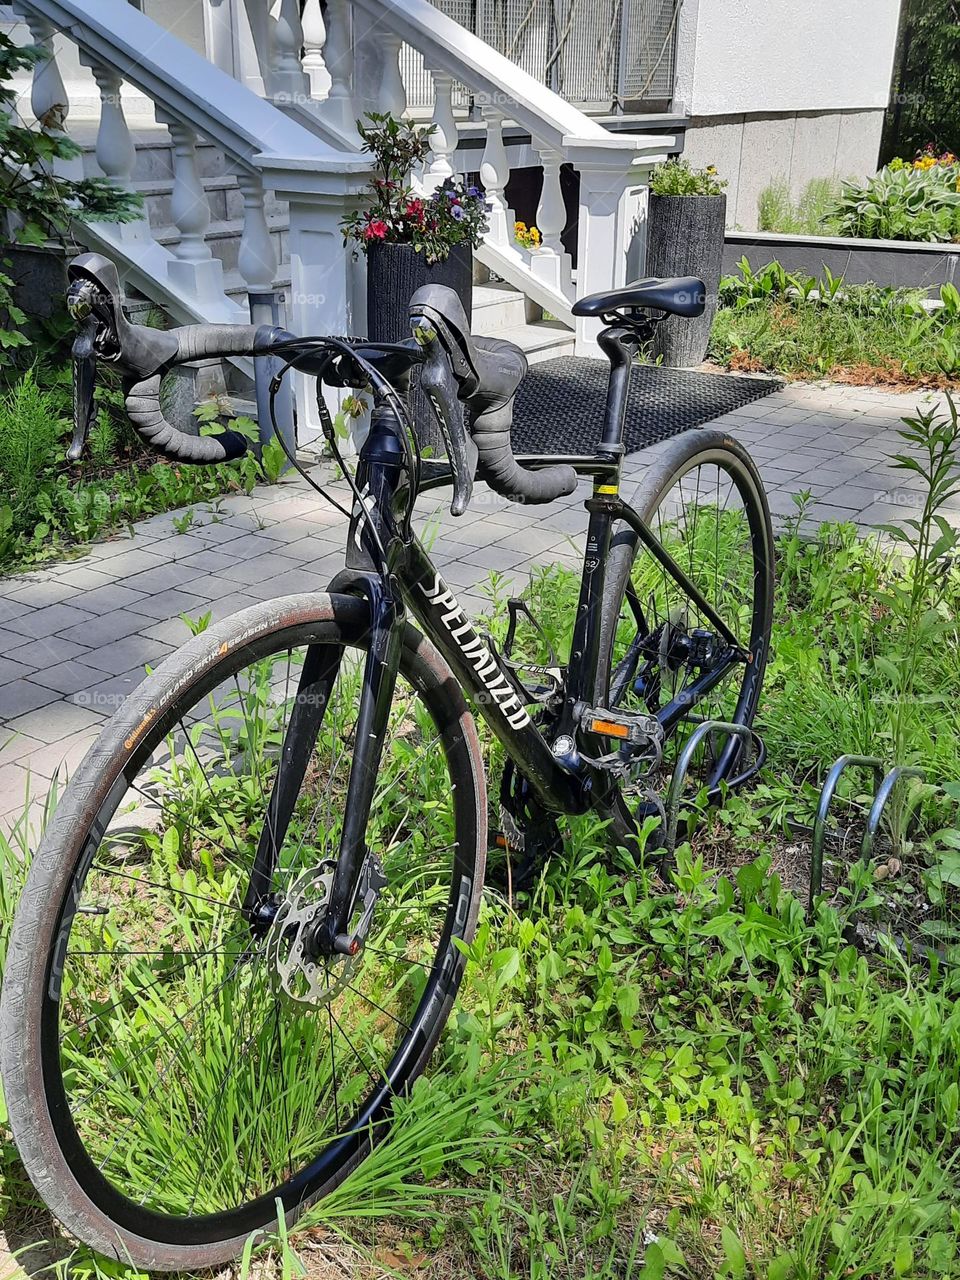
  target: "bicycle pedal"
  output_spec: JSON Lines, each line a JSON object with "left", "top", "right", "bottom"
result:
{"left": 579, "top": 704, "right": 663, "bottom": 747}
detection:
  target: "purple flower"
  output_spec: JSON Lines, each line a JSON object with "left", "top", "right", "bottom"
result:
{"left": 467, "top": 185, "right": 480, "bottom": 197}
{"left": 451, "top": 204, "right": 465, "bottom": 220}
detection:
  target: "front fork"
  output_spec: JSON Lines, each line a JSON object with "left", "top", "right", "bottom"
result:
{"left": 244, "top": 408, "right": 408, "bottom": 955}
{"left": 316, "top": 571, "right": 402, "bottom": 954}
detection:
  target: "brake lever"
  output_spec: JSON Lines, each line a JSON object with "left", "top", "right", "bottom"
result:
{"left": 68, "top": 313, "right": 97, "bottom": 462}
{"left": 412, "top": 320, "right": 477, "bottom": 517}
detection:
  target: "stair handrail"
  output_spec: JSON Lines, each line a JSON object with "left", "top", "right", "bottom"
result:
{"left": 351, "top": 0, "right": 666, "bottom": 159}
{"left": 11, "top": 0, "right": 367, "bottom": 174}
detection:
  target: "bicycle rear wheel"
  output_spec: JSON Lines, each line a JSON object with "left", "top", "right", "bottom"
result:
{"left": 0, "top": 594, "right": 485, "bottom": 1271}
{"left": 598, "top": 429, "right": 774, "bottom": 818}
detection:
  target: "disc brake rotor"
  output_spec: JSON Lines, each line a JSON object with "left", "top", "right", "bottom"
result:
{"left": 265, "top": 863, "right": 343, "bottom": 1008}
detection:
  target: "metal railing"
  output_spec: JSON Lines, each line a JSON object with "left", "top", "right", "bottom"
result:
{"left": 401, "top": 0, "right": 679, "bottom": 111}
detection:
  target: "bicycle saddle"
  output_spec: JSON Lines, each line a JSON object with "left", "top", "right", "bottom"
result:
{"left": 572, "top": 276, "right": 706, "bottom": 319}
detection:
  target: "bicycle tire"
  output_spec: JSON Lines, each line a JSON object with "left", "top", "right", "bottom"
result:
{"left": 0, "top": 593, "right": 486, "bottom": 1271}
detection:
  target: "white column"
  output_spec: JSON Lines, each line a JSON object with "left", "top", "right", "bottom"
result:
{"left": 17, "top": 12, "right": 82, "bottom": 179}
{"left": 270, "top": 0, "right": 309, "bottom": 104}
{"left": 378, "top": 32, "right": 407, "bottom": 119}
{"left": 320, "top": 0, "right": 360, "bottom": 143}
{"left": 423, "top": 70, "right": 457, "bottom": 193}
{"left": 237, "top": 169, "right": 278, "bottom": 294}
{"left": 530, "top": 145, "right": 572, "bottom": 297}
{"left": 301, "top": 0, "right": 331, "bottom": 99}
{"left": 259, "top": 160, "right": 371, "bottom": 441}
{"left": 572, "top": 153, "right": 652, "bottom": 355}
{"left": 157, "top": 113, "right": 225, "bottom": 304}
{"left": 478, "top": 102, "right": 521, "bottom": 261}
{"left": 80, "top": 57, "right": 150, "bottom": 243}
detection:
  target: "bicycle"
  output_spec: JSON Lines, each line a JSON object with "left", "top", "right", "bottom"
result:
{"left": 0, "top": 253, "right": 773, "bottom": 1269}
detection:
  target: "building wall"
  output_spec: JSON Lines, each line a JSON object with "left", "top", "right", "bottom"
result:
{"left": 675, "top": 0, "right": 902, "bottom": 229}
{"left": 682, "top": 109, "right": 885, "bottom": 230}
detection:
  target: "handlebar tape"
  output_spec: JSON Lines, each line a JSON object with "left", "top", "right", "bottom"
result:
{"left": 123, "top": 323, "right": 263, "bottom": 465}
{"left": 471, "top": 401, "right": 578, "bottom": 505}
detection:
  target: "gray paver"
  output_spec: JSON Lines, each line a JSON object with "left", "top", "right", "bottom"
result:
{"left": 81, "top": 634, "right": 173, "bottom": 676}
{"left": 31, "top": 659, "right": 117, "bottom": 696}
{"left": 131, "top": 588, "right": 211, "bottom": 620}
{"left": 5, "top": 635, "right": 86, "bottom": 667}
{"left": 0, "top": 680, "right": 59, "bottom": 720}
{"left": 6, "top": 602, "right": 94, "bottom": 638}
{"left": 7, "top": 696, "right": 103, "bottom": 740}
{"left": 0, "top": 656, "right": 37, "bottom": 685}
{"left": 58, "top": 608, "right": 156, "bottom": 647}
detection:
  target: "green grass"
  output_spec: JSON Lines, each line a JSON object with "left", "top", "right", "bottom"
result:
{"left": 757, "top": 178, "right": 842, "bottom": 237}
{"left": 2, "top": 405, "right": 960, "bottom": 1278}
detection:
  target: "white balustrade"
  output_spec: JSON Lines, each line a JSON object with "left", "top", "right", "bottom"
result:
{"left": 319, "top": 0, "right": 360, "bottom": 142}
{"left": 301, "top": 0, "right": 330, "bottom": 99}
{"left": 423, "top": 71, "right": 456, "bottom": 193}
{"left": 378, "top": 33, "right": 407, "bottom": 119}
{"left": 236, "top": 168, "right": 277, "bottom": 294}
{"left": 17, "top": 9, "right": 83, "bottom": 179}
{"left": 157, "top": 113, "right": 225, "bottom": 303}
{"left": 80, "top": 56, "right": 151, "bottom": 242}
{"left": 529, "top": 146, "right": 572, "bottom": 298}
{"left": 478, "top": 102, "right": 521, "bottom": 262}
{"left": 269, "top": 0, "right": 308, "bottom": 104}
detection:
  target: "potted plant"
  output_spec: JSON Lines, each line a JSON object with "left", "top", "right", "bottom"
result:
{"left": 645, "top": 159, "right": 727, "bottom": 367}
{"left": 341, "top": 112, "right": 489, "bottom": 344}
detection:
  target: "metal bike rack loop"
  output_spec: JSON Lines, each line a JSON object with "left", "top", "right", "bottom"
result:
{"left": 807, "top": 755, "right": 926, "bottom": 920}
{"left": 661, "top": 719, "right": 759, "bottom": 863}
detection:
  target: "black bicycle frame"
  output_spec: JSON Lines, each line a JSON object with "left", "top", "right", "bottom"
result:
{"left": 251, "top": 325, "right": 750, "bottom": 947}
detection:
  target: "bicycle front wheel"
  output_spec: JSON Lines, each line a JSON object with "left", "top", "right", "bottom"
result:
{"left": 0, "top": 594, "right": 485, "bottom": 1271}
{"left": 598, "top": 429, "right": 774, "bottom": 806}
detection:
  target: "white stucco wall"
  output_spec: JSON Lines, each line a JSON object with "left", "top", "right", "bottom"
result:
{"left": 676, "top": 0, "right": 902, "bottom": 117}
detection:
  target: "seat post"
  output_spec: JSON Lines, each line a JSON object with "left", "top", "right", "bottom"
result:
{"left": 596, "top": 326, "right": 639, "bottom": 453}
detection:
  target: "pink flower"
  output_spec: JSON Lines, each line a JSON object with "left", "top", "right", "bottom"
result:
{"left": 363, "top": 219, "right": 389, "bottom": 241}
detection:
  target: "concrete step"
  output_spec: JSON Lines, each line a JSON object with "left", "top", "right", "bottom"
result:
{"left": 151, "top": 214, "right": 289, "bottom": 275}
{"left": 472, "top": 281, "right": 530, "bottom": 335}
{"left": 77, "top": 126, "right": 231, "bottom": 183}
{"left": 493, "top": 320, "right": 575, "bottom": 364}
{"left": 135, "top": 175, "right": 287, "bottom": 229}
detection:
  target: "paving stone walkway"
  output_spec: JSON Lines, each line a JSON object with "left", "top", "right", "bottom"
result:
{"left": 0, "top": 380, "right": 953, "bottom": 836}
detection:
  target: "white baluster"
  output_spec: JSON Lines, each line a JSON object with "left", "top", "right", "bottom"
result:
{"left": 301, "top": 0, "right": 330, "bottom": 99}
{"left": 270, "top": 0, "right": 308, "bottom": 103}
{"left": 320, "top": 0, "right": 360, "bottom": 142}
{"left": 479, "top": 103, "right": 521, "bottom": 259}
{"left": 378, "top": 33, "right": 407, "bottom": 119}
{"left": 80, "top": 56, "right": 148, "bottom": 242}
{"left": 531, "top": 145, "right": 573, "bottom": 297}
{"left": 423, "top": 71, "right": 457, "bottom": 193}
{"left": 236, "top": 169, "right": 277, "bottom": 294}
{"left": 17, "top": 11, "right": 82, "bottom": 179}
{"left": 157, "top": 113, "right": 225, "bottom": 303}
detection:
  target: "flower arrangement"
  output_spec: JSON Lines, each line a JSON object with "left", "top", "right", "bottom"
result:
{"left": 340, "top": 112, "right": 488, "bottom": 262}
{"left": 890, "top": 144, "right": 960, "bottom": 174}
{"left": 514, "top": 220, "right": 541, "bottom": 249}
{"left": 649, "top": 158, "right": 726, "bottom": 197}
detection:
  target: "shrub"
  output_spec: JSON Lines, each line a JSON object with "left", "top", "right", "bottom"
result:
{"left": 649, "top": 158, "right": 726, "bottom": 197}
{"left": 832, "top": 163, "right": 960, "bottom": 243}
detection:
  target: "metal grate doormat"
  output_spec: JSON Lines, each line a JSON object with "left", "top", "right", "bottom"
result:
{"left": 511, "top": 359, "right": 782, "bottom": 456}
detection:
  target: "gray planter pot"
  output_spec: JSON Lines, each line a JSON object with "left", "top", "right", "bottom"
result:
{"left": 646, "top": 193, "right": 727, "bottom": 367}
{"left": 366, "top": 241, "right": 473, "bottom": 453}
